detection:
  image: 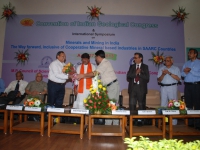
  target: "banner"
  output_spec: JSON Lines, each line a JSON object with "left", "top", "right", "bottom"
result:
{"left": 3, "top": 14, "right": 185, "bottom": 92}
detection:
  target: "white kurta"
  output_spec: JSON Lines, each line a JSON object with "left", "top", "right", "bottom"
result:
{"left": 73, "top": 63, "right": 95, "bottom": 109}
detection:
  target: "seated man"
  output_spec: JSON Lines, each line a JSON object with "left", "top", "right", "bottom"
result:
{"left": 0, "top": 71, "right": 28, "bottom": 105}
{"left": 0, "top": 78, "right": 5, "bottom": 95}
{"left": 24, "top": 73, "right": 47, "bottom": 102}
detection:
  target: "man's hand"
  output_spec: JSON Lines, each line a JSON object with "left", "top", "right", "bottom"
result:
{"left": 76, "top": 74, "right": 84, "bottom": 80}
{"left": 136, "top": 68, "right": 141, "bottom": 75}
{"left": 0, "top": 93, "right": 7, "bottom": 97}
{"left": 184, "top": 67, "right": 191, "bottom": 74}
{"left": 16, "top": 92, "right": 21, "bottom": 97}
{"left": 162, "top": 69, "right": 169, "bottom": 75}
{"left": 32, "top": 91, "right": 38, "bottom": 95}
{"left": 68, "top": 74, "right": 73, "bottom": 79}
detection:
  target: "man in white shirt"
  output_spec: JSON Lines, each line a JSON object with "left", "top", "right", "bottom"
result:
{"left": 47, "top": 51, "right": 71, "bottom": 108}
{"left": 0, "top": 71, "right": 28, "bottom": 105}
{"left": 73, "top": 53, "right": 96, "bottom": 109}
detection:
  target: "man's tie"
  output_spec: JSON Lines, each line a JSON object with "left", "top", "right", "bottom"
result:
{"left": 15, "top": 80, "right": 20, "bottom": 91}
{"left": 135, "top": 65, "right": 139, "bottom": 83}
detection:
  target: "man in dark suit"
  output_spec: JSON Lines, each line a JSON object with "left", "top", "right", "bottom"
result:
{"left": 127, "top": 52, "right": 150, "bottom": 111}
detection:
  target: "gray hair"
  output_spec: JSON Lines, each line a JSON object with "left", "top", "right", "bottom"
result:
{"left": 165, "top": 56, "right": 173, "bottom": 63}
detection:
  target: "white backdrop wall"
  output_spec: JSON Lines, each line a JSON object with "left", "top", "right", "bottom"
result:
{"left": 0, "top": 0, "right": 200, "bottom": 77}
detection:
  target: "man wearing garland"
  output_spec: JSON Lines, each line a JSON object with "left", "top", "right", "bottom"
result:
{"left": 73, "top": 53, "right": 96, "bottom": 109}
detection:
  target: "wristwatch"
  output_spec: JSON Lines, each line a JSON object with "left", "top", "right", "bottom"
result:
{"left": 169, "top": 73, "right": 172, "bottom": 75}
{"left": 39, "top": 92, "right": 42, "bottom": 95}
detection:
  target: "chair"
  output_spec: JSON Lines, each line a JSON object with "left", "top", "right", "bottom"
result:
{"left": 121, "top": 89, "right": 129, "bottom": 108}
{"left": 146, "top": 89, "right": 161, "bottom": 108}
{"left": 63, "top": 88, "right": 73, "bottom": 106}
{"left": 177, "top": 90, "right": 182, "bottom": 100}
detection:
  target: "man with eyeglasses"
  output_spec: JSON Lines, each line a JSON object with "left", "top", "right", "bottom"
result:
{"left": 24, "top": 73, "right": 47, "bottom": 102}
{"left": 48, "top": 51, "right": 72, "bottom": 108}
{"left": 157, "top": 56, "right": 181, "bottom": 109}
{"left": 127, "top": 53, "right": 149, "bottom": 111}
{"left": 181, "top": 48, "right": 200, "bottom": 130}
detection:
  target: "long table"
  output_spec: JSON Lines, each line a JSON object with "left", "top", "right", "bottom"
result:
{"left": 166, "top": 114, "right": 200, "bottom": 138}
{"left": 9, "top": 110, "right": 47, "bottom": 136}
{"left": 88, "top": 114, "right": 125, "bottom": 139}
{"left": 48, "top": 111, "right": 85, "bottom": 139}
{"left": 0, "top": 109, "right": 8, "bottom": 134}
{"left": 126, "top": 114, "right": 166, "bottom": 138}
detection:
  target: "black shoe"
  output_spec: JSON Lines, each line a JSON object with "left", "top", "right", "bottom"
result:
{"left": 136, "top": 119, "right": 143, "bottom": 127}
{"left": 188, "top": 124, "right": 194, "bottom": 128}
{"left": 195, "top": 127, "right": 200, "bottom": 130}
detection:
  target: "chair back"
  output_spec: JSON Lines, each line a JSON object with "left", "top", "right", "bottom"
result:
{"left": 63, "top": 88, "right": 73, "bottom": 106}
{"left": 146, "top": 89, "right": 161, "bottom": 108}
{"left": 121, "top": 89, "right": 129, "bottom": 108}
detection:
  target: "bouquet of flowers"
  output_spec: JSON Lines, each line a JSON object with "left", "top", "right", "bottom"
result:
{"left": 148, "top": 51, "right": 164, "bottom": 68}
{"left": 171, "top": 7, "right": 189, "bottom": 23}
{"left": 1, "top": 2, "right": 16, "bottom": 21}
{"left": 63, "top": 62, "right": 76, "bottom": 75}
{"left": 86, "top": 5, "right": 104, "bottom": 20}
{"left": 84, "top": 75, "right": 118, "bottom": 114}
{"left": 23, "top": 97, "right": 45, "bottom": 107}
{"left": 63, "top": 62, "right": 78, "bottom": 86}
{"left": 14, "top": 49, "right": 30, "bottom": 66}
{"left": 168, "top": 99, "right": 187, "bottom": 115}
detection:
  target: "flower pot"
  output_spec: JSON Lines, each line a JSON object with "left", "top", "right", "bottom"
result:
{"left": 94, "top": 110, "right": 102, "bottom": 115}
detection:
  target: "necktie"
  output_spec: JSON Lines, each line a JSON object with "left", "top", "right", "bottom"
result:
{"left": 135, "top": 65, "right": 139, "bottom": 83}
{"left": 15, "top": 80, "right": 20, "bottom": 91}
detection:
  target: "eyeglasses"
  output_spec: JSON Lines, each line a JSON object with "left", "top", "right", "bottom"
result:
{"left": 164, "top": 60, "right": 171, "bottom": 62}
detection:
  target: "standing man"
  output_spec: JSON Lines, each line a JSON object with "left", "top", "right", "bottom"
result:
{"left": 127, "top": 53, "right": 149, "bottom": 111}
{"left": 73, "top": 53, "right": 96, "bottom": 109}
{"left": 0, "top": 71, "right": 28, "bottom": 105}
{"left": 181, "top": 48, "right": 200, "bottom": 129}
{"left": 25, "top": 73, "right": 47, "bottom": 102}
{"left": 157, "top": 56, "right": 181, "bottom": 107}
{"left": 76, "top": 50, "right": 120, "bottom": 125}
{"left": 48, "top": 51, "right": 71, "bottom": 108}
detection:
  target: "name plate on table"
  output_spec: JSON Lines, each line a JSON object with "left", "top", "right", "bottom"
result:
{"left": 24, "top": 107, "right": 41, "bottom": 112}
{"left": 47, "top": 108, "right": 64, "bottom": 113}
{"left": 6, "top": 105, "right": 23, "bottom": 110}
{"left": 162, "top": 110, "right": 180, "bottom": 115}
{"left": 112, "top": 110, "right": 130, "bottom": 115}
{"left": 187, "top": 110, "right": 200, "bottom": 115}
{"left": 71, "top": 109, "right": 89, "bottom": 114}
{"left": 138, "top": 110, "right": 156, "bottom": 115}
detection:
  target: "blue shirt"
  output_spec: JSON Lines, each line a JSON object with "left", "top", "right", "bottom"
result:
{"left": 0, "top": 78, "right": 5, "bottom": 93}
{"left": 181, "top": 59, "right": 200, "bottom": 82}
{"left": 157, "top": 65, "right": 181, "bottom": 84}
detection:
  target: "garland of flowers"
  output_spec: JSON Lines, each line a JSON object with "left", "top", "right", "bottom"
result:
{"left": 1, "top": 2, "right": 16, "bottom": 21}
{"left": 171, "top": 7, "right": 189, "bottom": 23}
{"left": 86, "top": 5, "right": 104, "bottom": 20}
{"left": 148, "top": 51, "right": 164, "bottom": 69}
